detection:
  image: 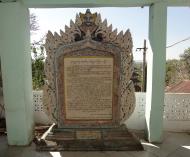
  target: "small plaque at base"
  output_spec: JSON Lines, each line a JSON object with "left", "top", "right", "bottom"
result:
{"left": 76, "top": 130, "right": 101, "bottom": 140}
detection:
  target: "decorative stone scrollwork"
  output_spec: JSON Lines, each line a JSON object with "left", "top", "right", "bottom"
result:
{"left": 43, "top": 9, "right": 135, "bottom": 123}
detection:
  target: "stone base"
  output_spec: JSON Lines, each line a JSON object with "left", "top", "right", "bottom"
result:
{"left": 36, "top": 125, "right": 143, "bottom": 151}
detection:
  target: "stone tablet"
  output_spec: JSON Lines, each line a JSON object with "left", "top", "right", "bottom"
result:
{"left": 40, "top": 9, "right": 143, "bottom": 151}
{"left": 64, "top": 57, "right": 113, "bottom": 120}
{"left": 44, "top": 9, "right": 135, "bottom": 127}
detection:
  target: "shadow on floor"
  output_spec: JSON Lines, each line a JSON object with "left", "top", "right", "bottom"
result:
{"left": 0, "top": 132, "right": 190, "bottom": 157}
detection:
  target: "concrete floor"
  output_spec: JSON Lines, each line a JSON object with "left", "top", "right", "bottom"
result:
{"left": 0, "top": 132, "right": 190, "bottom": 157}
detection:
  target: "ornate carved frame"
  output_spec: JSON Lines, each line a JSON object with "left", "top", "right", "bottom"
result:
{"left": 56, "top": 39, "right": 121, "bottom": 128}
{"left": 43, "top": 9, "right": 135, "bottom": 128}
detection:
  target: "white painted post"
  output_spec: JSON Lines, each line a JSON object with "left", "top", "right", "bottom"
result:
{"left": 0, "top": 2, "right": 34, "bottom": 145}
{"left": 145, "top": 2, "right": 167, "bottom": 142}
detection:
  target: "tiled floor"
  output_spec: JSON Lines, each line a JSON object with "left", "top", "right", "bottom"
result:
{"left": 0, "top": 132, "right": 190, "bottom": 157}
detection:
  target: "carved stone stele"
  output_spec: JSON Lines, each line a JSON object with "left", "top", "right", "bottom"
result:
{"left": 43, "top": 9, "right": 135, "bottom": 127}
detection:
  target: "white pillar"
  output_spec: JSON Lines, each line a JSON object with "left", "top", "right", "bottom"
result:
{"left": 0, "top": 2, "right": 34, "bottom": 145}
{"left": 146, "top": 2, "right": 167, "bottom": 142}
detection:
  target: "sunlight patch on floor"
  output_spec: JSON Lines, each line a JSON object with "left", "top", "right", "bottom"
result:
{"left": 182, "top": 145, "right": 190, "bottom": 150}
{"left": 50, "top": 152, "right": 62, "bottom": 157}
{"left": 141, "top": 142, "right": 160, "bottom": 148}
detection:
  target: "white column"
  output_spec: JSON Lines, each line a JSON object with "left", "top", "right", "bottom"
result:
{"left": 0, "top": 2, "right": 34, "bottom": 145}
{"left": 146, "top": 2, "right": 167, "bottom": 142}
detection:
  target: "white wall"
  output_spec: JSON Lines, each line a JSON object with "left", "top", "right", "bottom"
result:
{"left": 2, "top": 91, "right": 190, "bottom": 132}
{"left": 127, "top": 92, "right": 190, "bottom": 132}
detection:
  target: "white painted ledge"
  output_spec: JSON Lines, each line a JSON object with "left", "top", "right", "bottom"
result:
{"left": 2, "top": 91, "right": 190, "bottom": 132}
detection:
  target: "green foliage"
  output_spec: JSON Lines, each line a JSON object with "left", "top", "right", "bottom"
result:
{"left": 31, "top": 44, "right": 45, "bottom": 90}
{"left": 30, "top": 13, "right": 45, "bottom": 90}
{"left": 166, "top": 48, "right": 190, "bottom": 87}
{"left": 132, "top": 62, "right": 142, "bottom": 92}
{"left": 30, "top": 13, "right": 39, "bottom": 32}
{"left": 165, "top": 59, "right": 178, "bottom": 86}
{"left": 180, "top": 47, "right": 190, "bottom": 73}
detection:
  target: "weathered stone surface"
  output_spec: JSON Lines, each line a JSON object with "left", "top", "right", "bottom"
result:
{"left": 64, "top": 57, "right": 113, "bottom": 120}
{"left": 40, "top": 9, "right": 141, "bottom": 151}
{"left": 37, "top": 125, "right": 143, "bottom": 151}
{"left": 43, "top": 9, "right": 135, "bottom": 125}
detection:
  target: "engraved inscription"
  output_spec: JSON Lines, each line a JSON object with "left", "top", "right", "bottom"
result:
{"left": 64, "top": 57, "right": 113, "bottom": 120}
{"left": 76, "top": 131, "right": 101, "bottom": 140}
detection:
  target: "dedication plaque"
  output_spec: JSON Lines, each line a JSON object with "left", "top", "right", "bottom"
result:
{"left": 64, "top": 57, "right": 113, "bottom": 120}
{"left": 76, "top": 130, "right": 101, "bottom": 140}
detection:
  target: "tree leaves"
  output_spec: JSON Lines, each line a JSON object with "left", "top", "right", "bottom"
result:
{"left": 180, "top": 47, "right": 190, "bottom": 73}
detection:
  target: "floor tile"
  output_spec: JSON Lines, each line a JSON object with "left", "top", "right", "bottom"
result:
{"left": 0, "top": 132, "right": 190, "bottom": 157}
